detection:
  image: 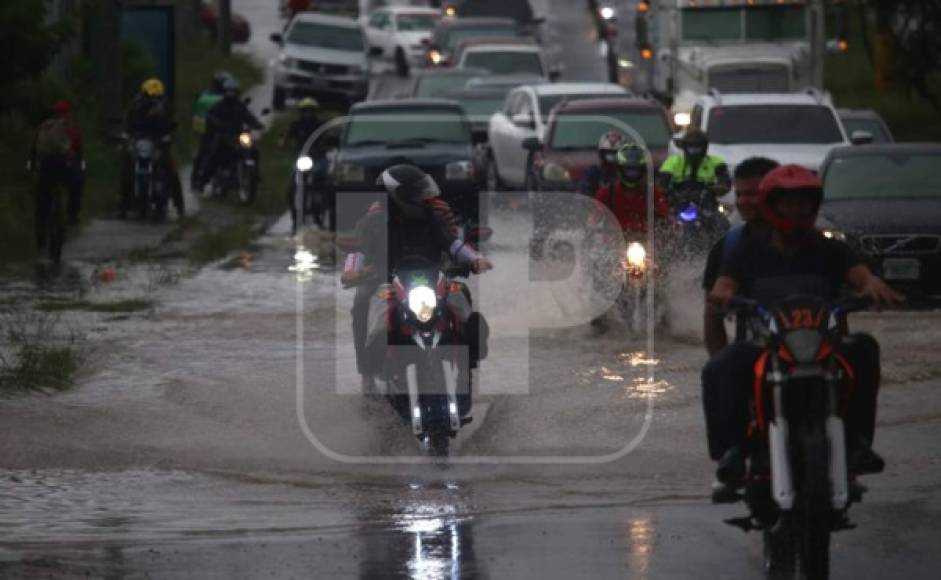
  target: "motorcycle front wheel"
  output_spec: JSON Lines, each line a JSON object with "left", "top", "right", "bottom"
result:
{"left": 796, "top": 424, "right": 832, "bottom": 580}
{"left": 237, "top": 162, "right": 258, "bottom": 206}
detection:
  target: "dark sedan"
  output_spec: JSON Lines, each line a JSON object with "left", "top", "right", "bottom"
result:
{"left": 330, "top": 100, "right": 480, "bottom": 230}
{"left": 425, "top": 17, "right": 525, "bottom": 67}
{"left": 819, "top": 144, "right": 941, "bottom": 300}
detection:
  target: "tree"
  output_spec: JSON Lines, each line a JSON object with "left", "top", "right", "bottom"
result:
{"left": 865, "top": 0, "right": 941, "bottom": 113}
{"left": 0, "top": 0, "right": 73, "bottom": 110}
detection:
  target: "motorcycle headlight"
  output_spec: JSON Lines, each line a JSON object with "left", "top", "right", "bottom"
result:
{"left": 626, "top": 242, "right": 646, "bottom": 270}
{"left": 678, "top": 203, "right": 699, "bottom": 223}
{"left": 429, "top": 49, "right": 443, "bottom": 64}
{"left": 296, "top": 155, "right": 314, "bottom": 172}
{"left": 408, "top": 285, "right": 437, "bottom": 323}
{"left": 337, "top": 162, "right": 365, "bottom": 183}
{"left": 446, "top": 160, "right": 473, "bottom": 181}
{"left": 600, "top": 7, "right": 616, "bottom": 20}
{"left": 673, "top": 112, "right": 691, "bottom": 127}
{"left": 822, "top": 229, "right": 846, "bottom": 241}
{"left": 239, "top": 132, "right": 253, "bottom": 148}
{"left": 783, "top": 329, "right": 823, "bottom": 364}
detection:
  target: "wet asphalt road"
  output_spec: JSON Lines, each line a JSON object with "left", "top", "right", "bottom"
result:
{"left": 2, "top": 1, "right": 941, "bottom": 579}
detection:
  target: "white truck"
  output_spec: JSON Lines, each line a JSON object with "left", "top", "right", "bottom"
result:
{"left": 627, "top": 0, "right": 834, "bottom": 128}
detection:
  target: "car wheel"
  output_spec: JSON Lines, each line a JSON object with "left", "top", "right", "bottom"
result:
{"left": 395, "top": 48, "right": 409, "bottom": 78}
{"left": 272, "top": 85, "right": 286, "bottom": 111}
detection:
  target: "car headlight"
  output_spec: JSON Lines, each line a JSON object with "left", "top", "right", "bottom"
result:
{"left": 444, "top": 5, "right": 456, "bottom": 17}
{"left": 278, "top": 54, "right": 296, "bottom": 68}
{"left": 429, "top": 49, "right": 443, "bottom": 64}
{"left": 446, "top": 160, "right": 473, "bottom": 180}
{"left": 626, "top": 242, "right": 646, "bottom": 270}
{"left": 408, "top": 285, "right": 437, "bottom": 323}
{"left": 296, "top": 155, "right": 314, "bottom": 172}
{"left": 337, "top": 162, "right": 365, "bottom": 183}
{"left": 600, "top": 6, "right": 616, "bottom": 20}
{"left": 673, "top": 111, "right": 691, "bottom": 127}
{"left": 540, "top": 162, "right": 571, "bottom": 185}
{"left": 239, "top": 132, "right": 253, "bottom": 148}
{"left": 822, "top": 229, "right": 847, "bottom": 241}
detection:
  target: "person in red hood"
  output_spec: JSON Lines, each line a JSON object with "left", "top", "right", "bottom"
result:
{"left": 53, "top": 99, "right": 85, "bottom": 225}
{"left": 591, "top": 143, "right": 671, "bottom": 234}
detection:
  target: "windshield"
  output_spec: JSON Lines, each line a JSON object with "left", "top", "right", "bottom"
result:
{"left": 549, "top": 111, "right": 671, "bottom": 149}
{"left": 462, "top": 51, "right": 543, "bottom": 76}
{"left": 345, "top": 110, "right": 470, "bottom": 146}
{"left": 445, "top": 26, "right": 518, "bottom": 50}
{"left": 451, "top": 95, "right": 506, "bottom": 122}
{"left": 396, "top": 13, "right": 437, "bottom": 32}
{"left": 537, "top": 94, "right": 619, "bottom": 121}
{"left": 824, "top": 153, "right": 941, "bottom": 200}
{"left": 708, "top": 105, "right": 844, "bottom": 145}
{"left": 287, "top": 22, "right": 364, "bottom": 51}
{"left": 841, "top": 118, "right": 892, "bottom": 144}
{"left": 414, "top": 73, "right": 478, "bottom": 98}
{"left": 681, "top": 6, "right": 806, "bottom": 42}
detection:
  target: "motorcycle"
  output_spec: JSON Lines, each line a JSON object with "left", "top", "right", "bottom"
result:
{"left": 617, "top": 238, "right": 651, "bottom": 335}
{"left": 723, "top": 294, "right": 873, "bottom": 580}
{"left": 292, "top": 152, "right": 331, "bottom": 233}
{"left": 377, "top": 257, "right": 478, "bottom": 457}
{"left": 209, "top": 126, "right": 260, "bottom": 205}
{"left": 668, "top": 182, "right": 729, "bottom": 254}
{"left": 119, "top": 132, "right": 173, "bottom": 220}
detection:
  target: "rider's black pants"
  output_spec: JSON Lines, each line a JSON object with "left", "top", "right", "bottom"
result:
{"left": 35, "top": 159, "right": 69, "bottom": 247}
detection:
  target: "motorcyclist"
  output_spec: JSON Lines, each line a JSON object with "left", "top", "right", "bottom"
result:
{"left": 280, "top": 97, "right": 323, "bottom": 153}
{"left": 577, "top": 130, "right": 625, "bottom": 196}
{"left": 341, "top": 164, "right": 491, "bottom": 392}
{"left": 195, "top": 77, "right": 264, "bottom": 193}
{"left": 658, "top": 128, "right": 731, "bottom": 202}
{"left": 701, "top": 156, "right": 779, "bottom": 357}
{"left": 586, "top": 143, "right": 672, "bottom": 332}
{"left": 704, "top": 164, "right": 904, "bottom": 500}
{"left": 192, "top": 71, "right": 232, "bottom": 190}
{"left": 121, "top": 78, "right": 184, "bottom": 219}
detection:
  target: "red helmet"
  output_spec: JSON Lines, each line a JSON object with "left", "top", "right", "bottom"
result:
{"left": 757, "top": 164, "right": 823, "bottom": 236}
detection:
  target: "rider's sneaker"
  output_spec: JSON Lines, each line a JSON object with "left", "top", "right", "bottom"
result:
{"left": 711, "top": 479, "right": 741, "bottom": 504}
{"left": 716, "top": 446, "right": 746, "bottom": 487}
{"left": 850, "top": 446, "right": 885, "bottom": 476}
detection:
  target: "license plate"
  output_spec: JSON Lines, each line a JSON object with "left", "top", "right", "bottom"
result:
{"left": 882, "top": 258, "right": 920, "bottom": 280}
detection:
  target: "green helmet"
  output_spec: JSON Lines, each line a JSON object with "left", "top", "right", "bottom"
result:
{"left": 615, "top": 143, "right": 647, "bottom": 187}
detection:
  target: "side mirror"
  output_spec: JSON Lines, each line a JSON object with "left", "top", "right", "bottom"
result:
{"left": 270, "top": 32, "right": 284, "bottom": 45}
{"left": 512, "top": 113, "right": 536, "bottom": 130}
{"left": 850, "top": 130, "right": 874, "bottom": 145}
{"left": 369, "top": 46, "right": 383, "bottom": 57}
{"left": 522, "top": 137, "right": 542, "bottom": 152}
{"left": 420, "top": 37, "right": 431, "bottom": 46}
{"left": 548, "top": 66, "right": 561, "bottom": 82}
{"left": 259, "top": 108, "right": 271, "bottom": 116}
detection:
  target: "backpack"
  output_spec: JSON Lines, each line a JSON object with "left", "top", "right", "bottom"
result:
{"left": 35, "top": 117, "right": 72, "bottom": 158}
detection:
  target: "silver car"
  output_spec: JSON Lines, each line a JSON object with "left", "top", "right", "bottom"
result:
{"left": 270, "top": 13, "right": 370, "bottom": 109}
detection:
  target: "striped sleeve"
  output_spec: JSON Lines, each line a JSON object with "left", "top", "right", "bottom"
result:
{"left": 425, "top": 198, "right": 462, "bottom": 238}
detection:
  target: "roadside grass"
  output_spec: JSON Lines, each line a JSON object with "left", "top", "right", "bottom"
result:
{"left": 825, "top": 24, "right": 941, "bottom": 141}
{"left": 0, "top": 311, "right": 84, "bottom": 393}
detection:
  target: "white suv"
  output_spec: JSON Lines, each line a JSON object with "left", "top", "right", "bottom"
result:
{"left": 270, "top": 13, "right": 370, "bottom": 110}
{"left": 487, "top": 82, "right": 628, "bottom": 189}
{"left": 681, "top": 90, "right": 851, "bottom": 173}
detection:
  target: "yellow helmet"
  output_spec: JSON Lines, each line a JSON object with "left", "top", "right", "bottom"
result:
{"left": 298, "top": 97, "right": 319, "bottom": 109}
{"left": 141, "top": 78, "right": 166, "bottom": 98}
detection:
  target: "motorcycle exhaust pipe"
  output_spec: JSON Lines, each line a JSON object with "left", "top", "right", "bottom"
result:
{"left": 827, "top": 415, "right": 849, "bottom": 510}
{"left": 769, "top": 418, "right": 795, "bottom": 510}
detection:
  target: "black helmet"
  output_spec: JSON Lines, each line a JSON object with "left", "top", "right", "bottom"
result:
{"left": 676, "top": 128, "right": 708, "bottom": 158}
{"left": 222, "top": 77, "right": 241, "bottom": 99}
{"left": 376, "top": 164, "right": 440, "bottom": 207}
{"left": 212, "top": 71, "right": 233, "bottom": 94}
{"left": 615, "top": 143, "right": 647, "bottom": 187}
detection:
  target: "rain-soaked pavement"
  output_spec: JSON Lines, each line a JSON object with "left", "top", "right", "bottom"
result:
{"left": 2, "top": 1, "right": 941, "bottom": 578}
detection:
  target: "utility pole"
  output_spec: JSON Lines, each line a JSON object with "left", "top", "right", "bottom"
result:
{"left": 218, "top": 0, "right": 232, "bottom": 54}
